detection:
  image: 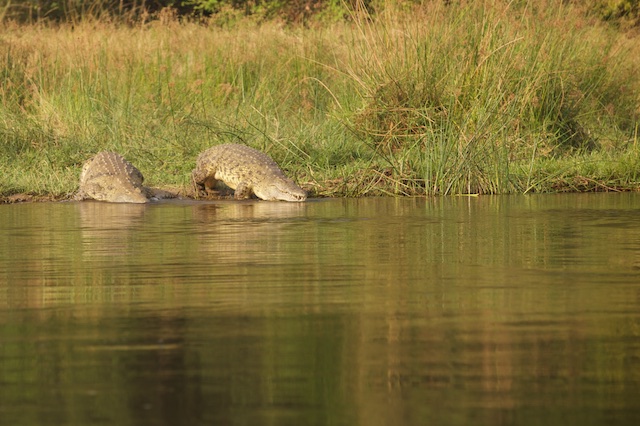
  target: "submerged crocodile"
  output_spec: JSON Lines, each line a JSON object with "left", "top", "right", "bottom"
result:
{"left": 76, "top": 151, "right": 173, "bottom": 204}
{"left": 191, "top": 144, "right": 307, "bottom": 202}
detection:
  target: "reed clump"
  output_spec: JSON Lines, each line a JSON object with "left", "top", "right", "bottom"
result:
{"left": 0, "top": 0, "right": 639, "bottom": 200}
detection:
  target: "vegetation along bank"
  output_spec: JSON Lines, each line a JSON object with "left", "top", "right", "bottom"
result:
{"left": 1, "top": 0, "right": 639, "bottom": 202}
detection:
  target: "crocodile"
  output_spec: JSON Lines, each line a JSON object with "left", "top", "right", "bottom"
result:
{"left": 191, "top": 144, "right": 307, "bottom": 202}
{"left": 75, "top": 151, "right": 151, "bottom": 204}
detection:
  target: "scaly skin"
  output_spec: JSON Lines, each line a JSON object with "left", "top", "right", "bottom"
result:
{"left": 76, "top": 152, "right": 149, "bottom": 204}
{"left": 192, "top": 144, "right": 307, "bottom": 202}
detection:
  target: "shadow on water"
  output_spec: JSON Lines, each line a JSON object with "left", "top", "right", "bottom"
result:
{"left": 0, "top": 194, "right": 639, "bottom": 425}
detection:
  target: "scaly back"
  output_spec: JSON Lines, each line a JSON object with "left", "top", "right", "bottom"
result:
{"left": 80, "top": 151, "right": 144, "bottom": 186}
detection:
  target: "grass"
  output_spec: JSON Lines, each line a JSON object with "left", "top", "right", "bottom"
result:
{"left": 1, "top": 0, "right": 639, "bottom": 201}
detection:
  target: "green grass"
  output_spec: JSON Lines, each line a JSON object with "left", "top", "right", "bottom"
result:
{"left": 1, "top": 1, "right": 639, "bottom": 201}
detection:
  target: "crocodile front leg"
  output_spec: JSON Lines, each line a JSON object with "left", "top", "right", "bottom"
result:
{"left": 192, "top": 168, "right": 220, "bottom": 199}
{"left": 234, "top": 182, "right": 253, "bottom": 200}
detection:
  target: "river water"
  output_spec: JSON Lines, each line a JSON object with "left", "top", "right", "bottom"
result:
{"left": 1, "top": 194, "right": 639, "bottom": 425}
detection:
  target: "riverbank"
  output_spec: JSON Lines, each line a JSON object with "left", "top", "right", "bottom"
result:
{"left": 1, "top": 1, "right": 639, "bottom": 202}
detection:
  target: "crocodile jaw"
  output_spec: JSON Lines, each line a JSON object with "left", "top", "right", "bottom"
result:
{"left": 254, "top": 179, "right": 307, "bottom": 202}
{"left": 110, "top": 191, "right": 149, "bottom": 204}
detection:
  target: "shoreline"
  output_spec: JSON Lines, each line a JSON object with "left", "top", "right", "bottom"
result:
{"left": 3, "top": 184, "right": 639, "bottom": 205}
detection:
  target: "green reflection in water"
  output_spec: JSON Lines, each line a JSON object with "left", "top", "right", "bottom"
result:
{"left": 0, "top": 194, "right": 639, "bottom": 425}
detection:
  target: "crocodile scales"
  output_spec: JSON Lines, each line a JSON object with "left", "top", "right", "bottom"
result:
{"left": 76, "top": 152, "right": 151, "bottom": 203}
{"left": 191, "top": 144, "right": 307, "bottom": 202}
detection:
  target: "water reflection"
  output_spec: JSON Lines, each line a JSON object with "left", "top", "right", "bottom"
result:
{"left": 78, "top": 201, "right": 148, "bottom": 260}
{"left": 0, "top": 194, "right": 639, "bottom": 425}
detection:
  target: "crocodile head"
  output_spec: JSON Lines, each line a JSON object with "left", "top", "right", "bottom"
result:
{"left": 110, "top": 189, "right": 149, "bottom": 204}
{"left": 83, "top": 175, "right": 149, "bottom": 204}
{"left": 253, "top": 177, "right": 307, "bottom": 202}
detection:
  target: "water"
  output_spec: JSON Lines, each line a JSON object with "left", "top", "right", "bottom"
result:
{"left": 1, "top": 194, "right": 639, "bottom": 425}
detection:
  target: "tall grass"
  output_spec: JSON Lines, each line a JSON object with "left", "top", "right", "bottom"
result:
{"left": 0, "top": 0, "right": 639, "bottom": 199}
{"left": 345, "top": 1, "right": 639, "bottom": 194}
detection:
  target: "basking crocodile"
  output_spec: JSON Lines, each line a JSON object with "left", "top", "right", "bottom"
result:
{"left": 76, "top": 151, "right": 170, "bottom": 204}
{"left": 192, "top": 144, "right": 307, "bottom": 202}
